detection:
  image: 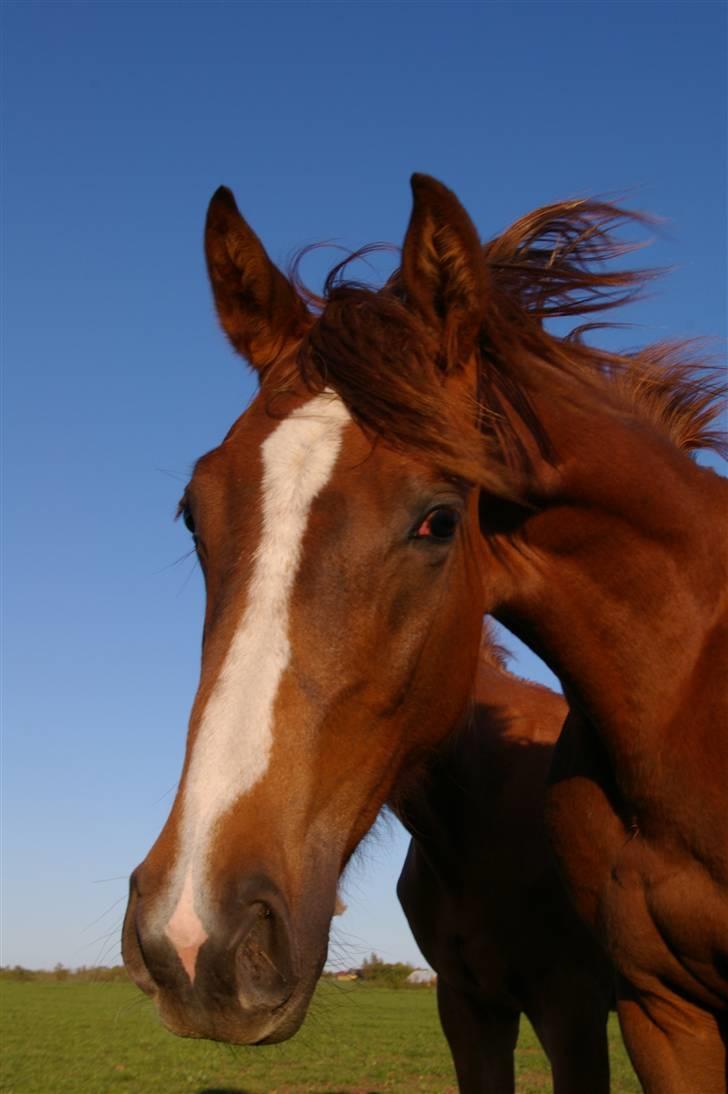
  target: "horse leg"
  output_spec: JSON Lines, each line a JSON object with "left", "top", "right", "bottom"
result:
{"left": 617, "top": 978, "right": 727, "bottom": 1094}
{"left": 527, "top": 987, "right": 610, "bottom": 1094}
{"left": 436, "top": 978, "right": 520, "bottom": 1094}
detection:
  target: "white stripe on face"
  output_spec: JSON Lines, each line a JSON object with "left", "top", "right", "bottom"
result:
{"left": 163, "top": 393, "right": 351, "bottom": 978}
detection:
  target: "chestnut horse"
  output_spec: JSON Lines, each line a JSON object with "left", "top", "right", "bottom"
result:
{"left": 395, "top": 632, "right": 613, "bottom": 1092}
{"left": 122, "top": 176, "right": 726, "bottom": 1091}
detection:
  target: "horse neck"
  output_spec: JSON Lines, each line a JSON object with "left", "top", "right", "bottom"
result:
{"left": 393, "top": 663, "right": 564, "bottom": 883}
{"left": 486, "top": 391, "right": 728, "bottom": 808}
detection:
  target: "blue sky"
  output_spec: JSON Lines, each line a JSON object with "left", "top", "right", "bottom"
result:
{"left": 3, "top": 1, "right": 725, "bottom": 972}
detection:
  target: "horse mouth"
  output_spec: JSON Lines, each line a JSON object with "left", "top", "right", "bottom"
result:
{"left": 154, "top": 980, "right": 311, "bottom": 1045}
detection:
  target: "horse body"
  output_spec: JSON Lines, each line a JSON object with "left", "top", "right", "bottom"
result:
{"left": 352, "top": 178, "right": 728, "bottom": 1088}
{"left": 396, "top": 646, "right": 613, "bottom": 1092}
{"left": 514, "top": 432, "right": 728, "bottom": 1090}
{"left": 480, "top": 402, "right": 728, "bottom": 1090}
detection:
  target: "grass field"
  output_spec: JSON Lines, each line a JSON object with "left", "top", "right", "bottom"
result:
{"left": 1, "top": 980, "right": 640, "bottom": 1093}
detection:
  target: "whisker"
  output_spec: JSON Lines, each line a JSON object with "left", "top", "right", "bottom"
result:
{"left": 150, "top": 782, "right": 178, "bottom": 806}
{"left": 113, "top": 992, "right": 153, "bottom": 1024}
{"left": 152, "top": 547, "right": 197, "bottom": 576}
{"left": 77, "top": 918, "right": 125, "bottom": 955}
{"left": 82, "top": 895, "right": 127, "bottom": 932}
{"left": 176, "top": 554, "right": 200, "bottom": 597}
{"left": 155, "top": 467, "right": 190, "bottom": 483}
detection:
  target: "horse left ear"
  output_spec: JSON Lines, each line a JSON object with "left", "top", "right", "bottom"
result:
{"left": 204, "top": 186, "right": 312, "bottom": 371}
{"left": 401, "top": 174, "right": 488, "bottom": 366}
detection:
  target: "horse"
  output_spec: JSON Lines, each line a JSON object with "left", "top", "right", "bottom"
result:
{"left": 395, "top": 629, "right": 613, "bottom": 1093}
{"left": 122, "top": 175, "right": 726, "bottom": 1091}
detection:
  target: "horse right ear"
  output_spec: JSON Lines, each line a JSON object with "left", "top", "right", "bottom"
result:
{"left": 204, "top": 187, "right": 312, "bottom": 370}
{"left": 401, "top": 174, "right": 488, "bottom": 368}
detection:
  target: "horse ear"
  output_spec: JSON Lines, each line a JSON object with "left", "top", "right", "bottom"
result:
{"left": 401, "top": 174, "right": 488, "bottom": 364}
{"left": 204, "top": 187, "right": 311, "bottom": 370}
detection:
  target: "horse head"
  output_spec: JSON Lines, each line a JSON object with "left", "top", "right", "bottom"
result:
{"left": 122, "top": 176, "right": 491, "bottom": 1043}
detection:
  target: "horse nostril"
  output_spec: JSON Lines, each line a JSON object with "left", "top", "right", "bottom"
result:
{"left": 234, "top": 901, "right": 294, "bottom": 1011}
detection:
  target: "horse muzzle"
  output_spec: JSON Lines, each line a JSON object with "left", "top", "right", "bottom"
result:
{"left": 121, "top": 867, "right": 327, "bottom": 1044}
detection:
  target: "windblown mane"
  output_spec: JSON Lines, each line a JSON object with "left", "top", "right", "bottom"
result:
{"left": 479, "top": 201, "right": 726, "bottom": 458}
{"left": 290, "top": 200, "right": 726, "bottom": 490}
{"left": 480, "top": 619, "right": 510, "bottom": 672}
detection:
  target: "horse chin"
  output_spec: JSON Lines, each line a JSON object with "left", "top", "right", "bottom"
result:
{"left": 250, "top": 950, "right": 330, "bottom": 1044}
{"left": 154, "top": 971, "right": 319, "bottom": 1045}
{"left": 252, "top": 994, "right": 313, "bottom": 1044}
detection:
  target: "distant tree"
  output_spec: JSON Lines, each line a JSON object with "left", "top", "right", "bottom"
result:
{"left": 0, "top": 964, "right": 130, "bottom": 982}
{"left": 359, "top": 953, "right": 414, "bottom": 988}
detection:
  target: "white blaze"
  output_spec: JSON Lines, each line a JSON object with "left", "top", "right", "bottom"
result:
{"left": 164, "top": 393, "right": 350, "bottom": 977}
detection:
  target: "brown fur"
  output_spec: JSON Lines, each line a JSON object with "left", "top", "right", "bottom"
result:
{"left": 288, "top": 177, "right": 728, "bottom": 1087}
{"left": 124, "top": 176, "right": 727, "bottom": 1090}
{"left": 123, "top": 380, "right": 490, "bottom": 1046}
{"left": 392, "top": 176, "right": 728, "bottom": 1093}
{"left": 395, "top": 632, "right": 613, "bottom": 1093}
{"left": 294, "top": 184, "right": 726, "bottom": 493}
{"left": 205, "top": 186, "right": 312, "bottom": 369}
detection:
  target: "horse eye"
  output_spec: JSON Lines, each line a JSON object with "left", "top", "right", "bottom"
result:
{"left": 182, "top": 506, "right": 196, "bottom": 536}
{"left": 415, "top": 507, "right": 460, "bottom": 542}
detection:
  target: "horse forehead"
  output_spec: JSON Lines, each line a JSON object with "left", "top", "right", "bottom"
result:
{"left": 192, "top": 393, "right": 427, "bottom": 548}
{"left": 198, "top": 390, "right": 358, "bottom": 474}
{"left": 193, "top": 398, "right": 277, "bottom": 481}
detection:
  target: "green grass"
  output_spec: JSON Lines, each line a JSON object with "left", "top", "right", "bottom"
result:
{"left": 0, "top": 980, "right": 640, "bottom": 1093}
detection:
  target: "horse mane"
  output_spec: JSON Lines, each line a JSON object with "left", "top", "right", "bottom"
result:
{"left": 479, "top": 619, "right": 510, "bottom": 671}
{"left": 478, "top": 200, "right": 726, "bottom": 458}
{"left": 288, "top": 199, "right": 726, "bottom": 491}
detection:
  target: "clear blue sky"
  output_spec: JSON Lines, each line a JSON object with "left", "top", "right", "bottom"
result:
{"left": 3, "top": 1, "right": 725, "bottom": 971}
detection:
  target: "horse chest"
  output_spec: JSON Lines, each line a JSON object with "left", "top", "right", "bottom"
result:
{"left": 547, "top": 749, "right": 728, "bottom": 1008}
{"left": 605, "top": 834, "right": 728, "bottom": 1007}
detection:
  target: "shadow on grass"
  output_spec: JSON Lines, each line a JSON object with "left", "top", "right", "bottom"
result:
{"left": 197, "top": 1088, "right": 255, "bottom": 1094}
{"left": 197, "top": 1088, "right": 256, "bottom": 1094}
